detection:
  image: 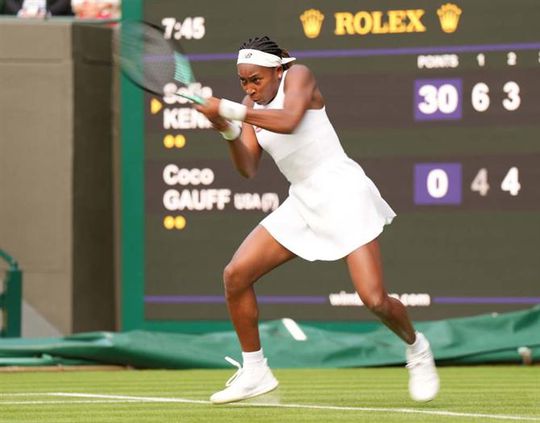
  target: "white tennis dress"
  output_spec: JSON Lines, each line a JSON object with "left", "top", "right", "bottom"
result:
{"left": 255, "top": 70, "right": 396, "bottom": 261}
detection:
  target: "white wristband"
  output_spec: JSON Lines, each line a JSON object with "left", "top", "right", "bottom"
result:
{"left": 219, "top": 99, "right": 247, "bottom": 121}
{"left": 220, "top": 121, "right": 242, "bottom": 141}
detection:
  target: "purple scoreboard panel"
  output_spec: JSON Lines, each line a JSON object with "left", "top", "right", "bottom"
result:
{"left": 414, "top": 163, "right": 462, "bottom": 205}
{"left": 414, "top": 79, "right": 463, "bottom": 121}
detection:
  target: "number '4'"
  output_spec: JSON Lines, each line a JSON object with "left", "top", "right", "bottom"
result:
{"left": 471, "top": 168, "right": 489, "bottom": 196}
{"left": 501, "top": 167, "right": 521, "bottom": 196}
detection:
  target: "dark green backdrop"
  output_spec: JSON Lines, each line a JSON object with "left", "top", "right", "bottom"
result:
{"left": 121, "top": 0, "right": 540, "bottom": 332}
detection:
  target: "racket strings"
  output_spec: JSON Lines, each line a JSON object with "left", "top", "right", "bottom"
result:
{"left": 142, "top": 32, "right": 176, "bottom": 91}
{"left": 119, "top": 21, "right": 203, "bottom": 103}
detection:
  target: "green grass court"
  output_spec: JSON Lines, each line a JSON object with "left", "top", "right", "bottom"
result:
{"left": 0, "top": 366, "right": 538, "bottom": 422}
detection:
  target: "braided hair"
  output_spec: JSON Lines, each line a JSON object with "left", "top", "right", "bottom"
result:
{"left": 240, "top": 36, "right": 293, "bottom": 70}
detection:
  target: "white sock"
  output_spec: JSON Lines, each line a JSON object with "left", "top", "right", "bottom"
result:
{"left": 242, "top": 348, "right": 265, "bottom": 368}
{"left": 408, "top": 332, "right": 427, "bottom": 354}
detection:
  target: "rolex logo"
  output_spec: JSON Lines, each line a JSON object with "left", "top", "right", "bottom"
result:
{"left": 437, "top": 3, "right": 462, "bottom": 33}
{"left": 300, "top": 9, "right": 324, "bottom": 39}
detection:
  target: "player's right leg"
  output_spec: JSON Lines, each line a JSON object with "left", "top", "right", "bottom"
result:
{"left": 346, "top": 238, "right": 439, "bottom": 402}
{"left": 210, "top": 225, "right": 296, "bottom": 404}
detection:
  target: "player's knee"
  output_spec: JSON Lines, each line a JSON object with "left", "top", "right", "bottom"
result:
{"left": 362, "top": 293, "right": 387, "bottom": 314}
{"left": 223, "top": 261, "right": 248, "bottom": 297}
{"left": 222, "top": 262, "right": 238, "bottom": 287}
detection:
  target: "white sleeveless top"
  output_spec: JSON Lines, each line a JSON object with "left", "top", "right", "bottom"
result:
{"left": 254, "top": 70, "right": 396, "bottom": 261}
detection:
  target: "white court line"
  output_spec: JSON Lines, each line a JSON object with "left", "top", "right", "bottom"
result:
{"left": 52, "top": 393, "right": 209, "bottom": 404}
{"left": 0, "top": 400, "right": 143, "bottom": 405}
{"left": 1, "top": 392, "right": 539, "bottom": 421}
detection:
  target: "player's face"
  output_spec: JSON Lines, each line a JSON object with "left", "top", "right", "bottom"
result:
{"left": 237, "top": 64, "right": 283, "bottom": 105}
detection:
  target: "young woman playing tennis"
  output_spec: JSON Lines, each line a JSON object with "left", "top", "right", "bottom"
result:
{"left": 195, "top": 36, "right": 439, "bottom": 405}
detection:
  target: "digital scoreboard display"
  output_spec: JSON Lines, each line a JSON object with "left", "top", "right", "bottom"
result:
{"left": 121, "top": 0, "right": 540, "bottom": 329}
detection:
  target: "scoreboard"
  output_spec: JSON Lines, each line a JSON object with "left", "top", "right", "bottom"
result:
{"left": 121, "top": 0, "right": 540, "bottom": 331}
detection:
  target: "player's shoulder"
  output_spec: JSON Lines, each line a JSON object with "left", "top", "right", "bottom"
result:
{"left": 287, "top": 63, "right": 313, "bottom": 77}
{"left": 285, "top": 64, "right": 316, "bottom": 84}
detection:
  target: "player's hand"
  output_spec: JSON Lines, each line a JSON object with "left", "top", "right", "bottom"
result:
{"left": 209, "top": 116, "right": 229, "bottom": 132}
{"left": 195, "top": 96, "right": 221, "bottom": 120}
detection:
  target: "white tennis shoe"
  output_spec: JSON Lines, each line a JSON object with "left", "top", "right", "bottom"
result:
{"left": 210, "top": 356, "right": 279, "bottom": 404}
{"left": 406, "top": 333, "right": 440, "bottom": 402}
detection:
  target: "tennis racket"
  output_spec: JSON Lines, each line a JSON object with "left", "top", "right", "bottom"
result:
{"left": 118, "top": 20, "right": 205, "bottom": 104}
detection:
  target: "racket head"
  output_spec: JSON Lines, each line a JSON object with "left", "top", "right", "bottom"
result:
{"left": 118, "top": 20, "right": 204, "bottom": 104}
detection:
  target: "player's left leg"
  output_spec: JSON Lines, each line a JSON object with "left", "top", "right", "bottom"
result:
{"left": 346, "top": 238, "right": 439, "bottom": 402}
{"left": 210, "top": 225, "right": 296, "bottom": 404}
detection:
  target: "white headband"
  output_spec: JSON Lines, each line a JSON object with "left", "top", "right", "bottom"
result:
{"left": 237, "top": 49, "right": 296, "bottom": 67}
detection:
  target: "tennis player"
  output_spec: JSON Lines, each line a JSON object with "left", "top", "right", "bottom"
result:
{"left": 195, "top": 36, "right": 439, "bottom": 405}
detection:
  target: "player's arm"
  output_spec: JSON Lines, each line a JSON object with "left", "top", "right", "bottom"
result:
{"left": 243, "top": 65, "right": 315, "bottom": 134}
{"left": 201, "top": 65, "right": 316, "bottom": 134}
{"left": 197, "top": 97, "right": 262, "bottom": 179}
{"left": 227, "top": 95, "right": 263, "bottom": 178}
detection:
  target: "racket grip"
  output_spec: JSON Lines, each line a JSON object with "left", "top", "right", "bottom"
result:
{"left": 219, "top": 99, "right": 247, "bottom": 121}
{"left": 220, "top": 121, "right": 242, "bottom": 141}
